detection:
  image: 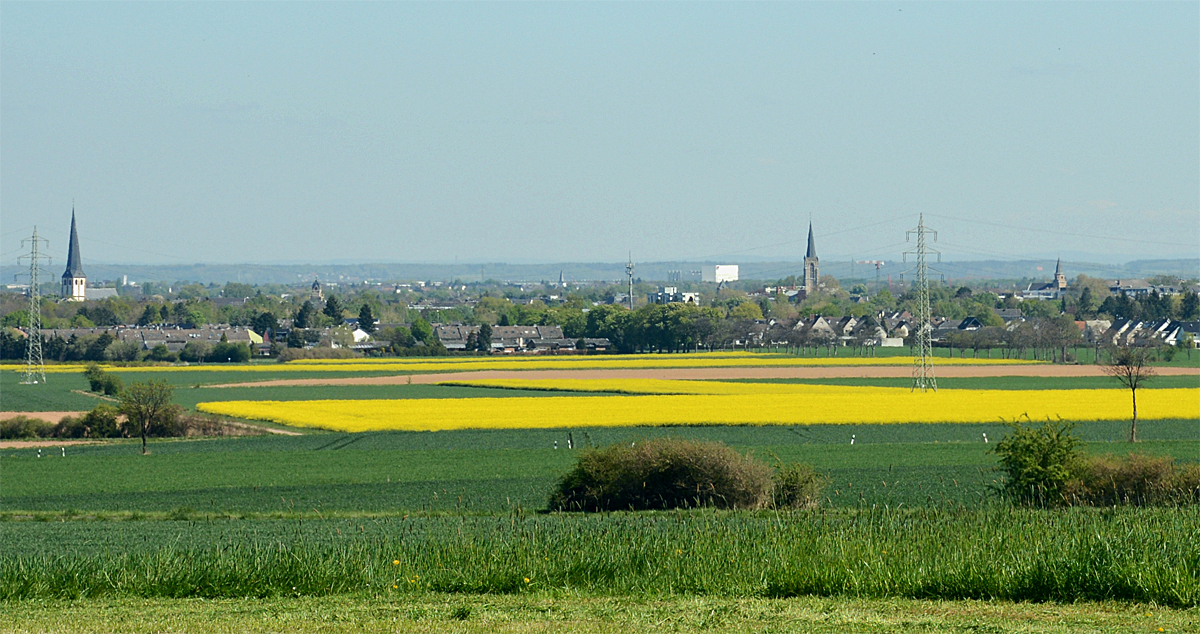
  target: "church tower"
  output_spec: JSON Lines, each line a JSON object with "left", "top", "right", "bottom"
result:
{"left": 802, "top": 222, "right": 819, "bottom": 297}
{"left": 1053, "top": 258, "right": 1067, "bottom": 291}
{"left": 61, "top": 210, "right": 87, "bottom": 301}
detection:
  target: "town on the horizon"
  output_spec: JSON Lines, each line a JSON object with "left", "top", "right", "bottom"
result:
{"left": 3, "top": 210, "right": 1198, "bottom": 363}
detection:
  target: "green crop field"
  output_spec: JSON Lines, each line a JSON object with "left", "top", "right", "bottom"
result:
{"left": 5, "top": 420, "right": 1196, "bottom": 515}
{"left": 4, "top": 361, "right": 1199, "bottom": 631}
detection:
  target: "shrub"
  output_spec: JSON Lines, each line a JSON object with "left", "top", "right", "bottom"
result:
{"left": 0, "top": 416, "right": 53, "bottom": 439}
{"left": 147, "top": 344, "right": 176, "bottom": 362}
{"left": 277, "top": 347, "right": 357, "bottom": 362}
{"left": 1067, "top": 454, "right": 1200, "bottom": 506}
{"left": 549, "top": 438, "right": 773, "bottom": 512}
{"left": 83, "top": 363, "right": 123, "bottom": 396}
{"left": 993, "top": 419, "right": 1082, "bottom": 506}
{"left": 145, "top": 405, "right": 188, "bottom": 437}
{"left": 772, "top": 463, "right": 827, "bottom": 509}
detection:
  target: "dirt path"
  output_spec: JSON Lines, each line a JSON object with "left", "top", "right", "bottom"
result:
{"left": 206, "top": 364, "right": 1200, "bottom": 388}
{"left": 0, "top": 439, "right": 102, "bottom": 449}
{"left": 0, "top": 411, "right": 86, "bottom": 423}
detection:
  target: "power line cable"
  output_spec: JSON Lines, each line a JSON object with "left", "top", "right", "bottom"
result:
{"left": 926, "top": 212, "right": 1194, "bottom": 248}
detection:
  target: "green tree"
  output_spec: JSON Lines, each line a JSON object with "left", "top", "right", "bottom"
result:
{"left": 137, "top": 305, "right": 159, "bottom": 326}
{"left": 1077, "top": 286, "right": 1096, "bottom": 318}
{"left": 223, "top": 282, "right": 255, "bottom": 299}
{"left": 477, "top": 323, "right": 493, "bottom": 352}
{"left": 1103, "top": 346, "right": 1156, "bottom": 442}
{"left": 253, "top": 312, "right": 278, "bottom": 337}
{"left": 147, "top": 344, "right": 175, "bottom": 362}
{"left": 728, "top": 302, "right": 764, "bottom": 321}
{"left": 1180, "top": 290, "right": 1200, "bottom": 320}
{"left": 410, "top": 318, "right": 433, "bottom": 343}
{"left": 119, "top": 380, "right": 175, "bottom": 455}
{"left": 294, "top": 300, "right": 316, "bottom": 329}
{"left": 323, "top": 295, "right": 344, "bottom": 322}
{"left": 358, "top": 304, "right": 377, "bottom": 335}
{"left": 286, "top": 328, "right": 306, "bottom": 349}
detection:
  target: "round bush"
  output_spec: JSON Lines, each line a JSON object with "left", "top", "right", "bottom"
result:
{"left": 549, "top": 438, "right": 773, "bottom": 512}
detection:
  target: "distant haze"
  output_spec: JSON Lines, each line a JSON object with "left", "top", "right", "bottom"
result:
{"left": 2, "top": 3, "right": 1197, "bottom": 267}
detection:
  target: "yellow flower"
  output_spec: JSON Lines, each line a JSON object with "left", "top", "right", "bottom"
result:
{"left": 524, "top": 577, "right": 531, "bottom": 583}
{"left": 676, "top": 549, "right": 683, "bottom": 554}
{"left": 392, "top": 585, "right": 398, "bottom": 589}
{"left": 393, "top": 560, "right": 400, "bottom": 565}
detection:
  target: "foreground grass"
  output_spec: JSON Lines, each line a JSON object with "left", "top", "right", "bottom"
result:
{"left": 3, "top": 594, "right": 1195, "bottom": 633}
{"left": 3, "top": 508, "right": 1197, "bottom": 607}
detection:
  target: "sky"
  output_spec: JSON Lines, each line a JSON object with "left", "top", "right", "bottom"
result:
{"left": 2, "top": 2, "right": 1197, "bottom": 268}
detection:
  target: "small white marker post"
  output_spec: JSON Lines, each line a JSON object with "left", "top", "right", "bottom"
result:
{"left": 62, "top": 447, "right": 66, "bottom": 457}
{"left": 982, "top": 433, "right": 988, "bottom": 444}
{"left": 850, "top": 435, "right": 856, "bottom": 445}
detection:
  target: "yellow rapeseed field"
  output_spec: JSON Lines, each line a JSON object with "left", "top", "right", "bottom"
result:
{"left": 197, "top": 384, "right": 1199, "bottom": 432}
{"left": 25, "top": 353, "right": 1035, "bottom": 374}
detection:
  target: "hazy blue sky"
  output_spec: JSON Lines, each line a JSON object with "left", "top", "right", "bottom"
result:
{"left": 2, "top": 2, "right": 1197, "bottom": 267}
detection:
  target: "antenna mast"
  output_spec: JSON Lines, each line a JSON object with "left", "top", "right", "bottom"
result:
{"left": 625, "top": 252, "right": 634, "bottom": 311}
{"left": 17, "top": 227, "right": 51, "bottom": 384}
{"left": 903, "top": 214, "right": 940, "bottom": 392}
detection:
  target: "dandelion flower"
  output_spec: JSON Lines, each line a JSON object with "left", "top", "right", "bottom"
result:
{"left": 393, "top": 560, "right": 400, "bottom": 565}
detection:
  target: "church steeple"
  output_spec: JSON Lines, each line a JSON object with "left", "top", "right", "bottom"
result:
{"left": 1053, "top": 258, "right": 1067, "bottom": 291}
{"left": 802, "top": 221, "right": 820, "bottom": 297}
{"left": 64, "top": 210, "right": 85, "bottom": 278}
{"left": 61, "top": 208, "right": 88, "bottom": 301}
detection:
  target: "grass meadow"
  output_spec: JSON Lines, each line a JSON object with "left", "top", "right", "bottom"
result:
{"left": 3, "top": 355, "right": 1199, "bottom": 631}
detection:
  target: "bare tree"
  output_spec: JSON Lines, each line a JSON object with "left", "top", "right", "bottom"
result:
{"left": 1102, "top": 346, "right": 1156, "bottom": 442}
{"left": 118, "top": 379, "right": 175, "bottom": 455}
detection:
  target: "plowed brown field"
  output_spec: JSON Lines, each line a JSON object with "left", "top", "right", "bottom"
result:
{"left": 208, "top": 364, "right": 1200, "bottom": 388}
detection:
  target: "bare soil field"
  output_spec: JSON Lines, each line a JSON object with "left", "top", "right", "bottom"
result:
{"left": 0, "top": 411, "right": 86, "bottom": 423}
{"left": 209, "top": 364, "right": 1200, "bottom": 388}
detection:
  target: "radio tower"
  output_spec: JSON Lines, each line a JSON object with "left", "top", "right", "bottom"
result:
{"left": 17, "top": 227, "right": 51, "bottom": 384}
{"left": 903, "top": 214, "right": 940, "bottom": 392}
{"left": 625, "top": 252, "right": 635, "bottom": 310}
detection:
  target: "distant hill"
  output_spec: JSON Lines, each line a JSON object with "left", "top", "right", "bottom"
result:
{"left": 3, "top": 259, "right": 1196, "bottom": 287}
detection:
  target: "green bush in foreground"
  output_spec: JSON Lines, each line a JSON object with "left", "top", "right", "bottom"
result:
{"left": 994, "top": 419, "right": 1199, "bottom": 506}
{"left": 549, "top": 438, "right": 775, "bottom": 511}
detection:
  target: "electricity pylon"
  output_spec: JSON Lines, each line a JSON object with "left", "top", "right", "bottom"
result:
{"left": 625, "top": 253, "right": 635, "bottom": 311}
{"left": 17, "top": 227, "right": 51, "bottom": 384}
{"left": 903, "top": 215, "right": 940, "bottom": 392}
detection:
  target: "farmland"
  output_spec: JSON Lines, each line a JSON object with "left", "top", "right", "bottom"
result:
{"left": 2, "top": 353, "right": 1199, "bottom": 632}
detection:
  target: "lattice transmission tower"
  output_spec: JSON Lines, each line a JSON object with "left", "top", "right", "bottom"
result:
{"left": 626, "top": 252, "right": 635, "bottom": 311}
{"left": 17, "top": 227, "right": 51, "bottom": 384}
{"left": 902, "top": 214, "right": 940, "bottom": 392}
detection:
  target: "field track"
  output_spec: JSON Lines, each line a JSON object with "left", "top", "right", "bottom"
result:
{"left": 0, "top": 411, "right": 85, "bottom": 423}
{"left": 208, "top": 363, "right": 1200, "bottom": 388}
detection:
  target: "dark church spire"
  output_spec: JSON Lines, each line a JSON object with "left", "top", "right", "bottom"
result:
{"left": 805, "top": 222, "right": 817, "bottom": 259}
{"left": 63, "top": 209, "right": 85, "bottom": 278}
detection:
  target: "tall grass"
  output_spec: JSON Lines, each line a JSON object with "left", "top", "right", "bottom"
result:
{"left": 3, "top": 507, "right": 1197, "bottom": 606}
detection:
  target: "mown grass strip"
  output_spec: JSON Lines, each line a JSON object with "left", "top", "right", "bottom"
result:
{"left": 1, "top": 593, "right": 1194, "bottom": 634}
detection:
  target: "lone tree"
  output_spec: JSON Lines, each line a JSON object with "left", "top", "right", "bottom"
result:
{"left": 1103, "top": 346, "right": 1156, "bottom": 442}
{"left": 119, "top": 379, "right": 175, "bottom": 455}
